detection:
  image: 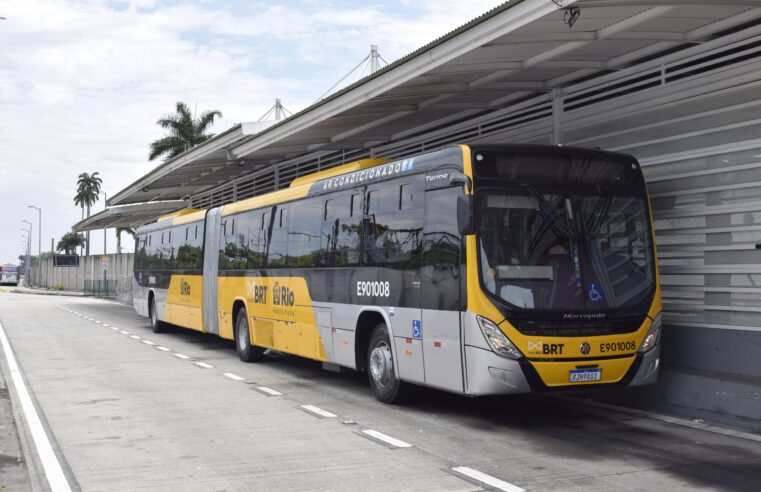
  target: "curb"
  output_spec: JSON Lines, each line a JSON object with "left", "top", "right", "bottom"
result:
{"left": 10, "top": 289, "right": 86, "bottom": 297}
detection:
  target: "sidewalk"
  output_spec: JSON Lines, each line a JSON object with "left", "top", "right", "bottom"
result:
{"left": 0, "top": 353, "right": 33, "bottom": 491}
{"left": 6, "top": 285, "right": 85, "bottom": 297}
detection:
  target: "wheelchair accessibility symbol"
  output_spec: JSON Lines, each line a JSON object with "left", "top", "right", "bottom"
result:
{"left": 412, "top": 320, "right": 421, "bottom": 339}
{"left": 587, "top": 283, "right": 604, "bottom": 303}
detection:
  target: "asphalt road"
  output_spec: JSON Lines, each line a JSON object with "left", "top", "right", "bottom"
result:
{"left": 1, "top": 292, "right": 761, "bottom": 492}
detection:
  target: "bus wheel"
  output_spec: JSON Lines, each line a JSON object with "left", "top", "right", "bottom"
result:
{"left": 149, "top": 296, "right": 167, "bottom": 333}
{"left": 367, "top": 323, "right": 408, "bottom": 404}
{"left": 235, "top": 307, "right": 265, "bottom": 363}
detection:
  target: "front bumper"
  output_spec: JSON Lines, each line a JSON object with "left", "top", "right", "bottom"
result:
{"left": 464, "top": 343, "right": 660, "bottom": 395}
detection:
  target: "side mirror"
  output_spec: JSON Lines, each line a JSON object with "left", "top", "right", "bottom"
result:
{"left": 457, "top": 194, "right": 475, "bottom": 235}
{"left": 449, "top": 172, "right": 472, "bottom": 192}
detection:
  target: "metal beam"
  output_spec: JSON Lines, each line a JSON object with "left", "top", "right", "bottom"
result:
{"left": 468, "top": 5, "right": 676, "bottom": 90}
{"left": 311, "top": 93, "right": 459, "bottom": 151}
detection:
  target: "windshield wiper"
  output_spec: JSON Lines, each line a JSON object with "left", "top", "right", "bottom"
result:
{"left": 521, "top": 183, "right": 573, "bottom": 238}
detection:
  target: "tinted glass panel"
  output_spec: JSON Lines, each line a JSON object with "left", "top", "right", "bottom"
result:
{"left": 473, "top": 149, "right": 642, "bottom": 187}
{"left": 322, "top": 192, "right": 361, "bottom": 267}
{"left": 364, "top": 178, "right": 423, "bottom": 270}
{"left": 477, "top": 190, "right": 654, "bottom": 311}
{"left": 287, "top": 198, "right": 322, "bottom": 268}
{"left": 422, "top": 187, "right": 462, "bottom": 310}
{"left": 267, "top": 205, "right": 288, "bottom": 267}
{"left": 219, "top": 211, "right": 267, "bottom": 271}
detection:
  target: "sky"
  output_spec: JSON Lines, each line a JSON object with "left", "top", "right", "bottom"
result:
{"left": 0, "top": 0, "right": 506, "bottom": 264}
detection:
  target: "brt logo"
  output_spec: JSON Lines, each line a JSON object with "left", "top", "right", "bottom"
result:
{"left": 246, "top": 282, "right": 268, "bottom": 304}
{"left": 527, "top": 341, "right": 565, "bottom": 355}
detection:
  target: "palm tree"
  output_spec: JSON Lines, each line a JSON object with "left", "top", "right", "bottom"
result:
{"left": 116, "top": 227, "right": 136, "bottom": 254}
{"left": 57, "top": 232, "right": 87, "bottom": 255}
{"left": 148, "top": 101, "right": 223, "bottom": 161}
{"left": 74, "top": 172, "right": 102, "bottom": 256}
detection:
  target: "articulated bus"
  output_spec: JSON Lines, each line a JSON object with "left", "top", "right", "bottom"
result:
{"left": 133, "top": 144, "right": 662, "bottom": 403}
{"left": 1, "top": 264, "right": 19, "bottom": 286}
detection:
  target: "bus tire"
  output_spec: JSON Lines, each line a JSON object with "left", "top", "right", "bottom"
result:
{"left": 149, "top": 295, "right": 168, "bottom": 333}
{"left": 235, "top": 307, "right": 265, "bottom": 363}
{"left": 367, "top": 323, "right": 409, "bottom": 404}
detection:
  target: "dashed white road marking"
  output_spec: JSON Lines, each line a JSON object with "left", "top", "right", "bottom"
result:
{"left": 194, "top": 361, "right": 214, "bottom": 369}
{"left": 255, "top": 386, "right": 283, "bottom": 396}
{"left": 360, "top": 429, "right": 412, "bottom": 448}
{"left": 451, "top": 466, "right": 524, "bottom": 492}
{"left": 173, "top": 353, "right": 190, "bottom": 360}
{"left": 223, "top": 372, "right": 245, "bottom": 381}
{"left": 129, "top": 335, "right": 141, "bottom": 340}
{"left": 110, "top": 327, "right": 119, "bottom": 331}
{"left": 142, "top": 340, "right": 156, "bottom": 346}
{"left": 155, "top": 346, "right": 171, "bottom": 352}
{"left": 301, "top": 404, "right": 337, "bottom": 418}
{"left": 0, "top": 320, "right": 73, "bottom": 492}
{"left": 101, "top": 323, "right": 110, "bottom": 327}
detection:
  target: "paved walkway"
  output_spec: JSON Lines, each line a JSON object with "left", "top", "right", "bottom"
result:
{"left": 0, "top": 354, "right": 32, "bottom": 491}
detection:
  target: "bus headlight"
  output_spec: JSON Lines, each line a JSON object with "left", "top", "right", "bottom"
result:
{"left": 639, "top": 313, "right": 662, "bottom": 353}
{"left": 477, "top": 316, "right": 522, "bottom": 360}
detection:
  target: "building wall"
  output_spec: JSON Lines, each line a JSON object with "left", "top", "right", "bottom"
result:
{"left": 31, "top": 254, "right": 134, "bottom": 304}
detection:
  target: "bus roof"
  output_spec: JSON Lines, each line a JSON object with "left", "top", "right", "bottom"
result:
{"left": 141, "top": 146, "right": 465, "bottom": 228}
{"left": 222, "top": 158, "right": 393, "bottom": 216}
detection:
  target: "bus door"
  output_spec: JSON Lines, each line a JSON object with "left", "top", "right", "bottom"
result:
{"left": 203, "top": 207, "right": 222, "bottom": 336}
{"left": 421, "top": 184, "right": 464, "bottom": 392}
{"left": 364, "top": 179, "right": 426, "bottom": 384}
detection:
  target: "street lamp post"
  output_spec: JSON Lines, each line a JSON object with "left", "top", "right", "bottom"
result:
{"left": 102, "top": 192, "right": 107, "bottom": 295}
{"left": 21, "top": 222, "right": 31, "bottom": 287}
{"left": 28, "top": 205, "right": 41, "bottom": 285}
{"left": 103, "top": 192, "right": 107, "bottom": 255}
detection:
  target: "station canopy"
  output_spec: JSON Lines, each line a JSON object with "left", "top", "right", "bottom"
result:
{"left": 79, "top": 0, "right": 761, "bottom": 230}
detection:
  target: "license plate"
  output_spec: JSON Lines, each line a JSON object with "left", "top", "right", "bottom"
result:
{"left": 569, "top": 368, "right": 602, "bottom": 382}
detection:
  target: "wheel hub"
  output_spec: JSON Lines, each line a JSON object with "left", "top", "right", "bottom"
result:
{"left": 237, "top": 319, "right": 247, "bottom": 351}
{"left": 369, "top": 343, "right": 393, "bottom": 385}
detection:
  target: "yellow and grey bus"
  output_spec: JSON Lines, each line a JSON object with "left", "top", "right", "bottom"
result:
{"left": 133, "top": 144, "right": 662, "bottom": 403}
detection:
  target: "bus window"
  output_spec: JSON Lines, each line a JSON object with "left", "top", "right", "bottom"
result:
{"left": 242, "top": 211, "right": 265, "bottom": 269}
{"left": 322, "top": 192, "right": 359, "bottom": 267}
{"left": 267, "top": 205, "right": 288, "bottom": 267}
{"left": 177, "top": 222, "right": 202, "bottom": 270}
{"left": 287, "top": 198, "right": 321, "bottom": 268}
{"left": 421, "top": 187, "right": 462, "bottom": 310}
{"left": 364, "top": 178, "right": 423, "bottom": 270}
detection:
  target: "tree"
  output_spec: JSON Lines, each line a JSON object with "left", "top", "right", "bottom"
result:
{"left": 148, "top": 101, "right": 223, "bottom": 161}
{"left": 116, "top": 227, "right": 136, "bottom": 254}
{"left": 74, "top": 172, "right": 102, "bottom": 256}
{"left": 57, "top": 232, "right": 87, "bottom": 255}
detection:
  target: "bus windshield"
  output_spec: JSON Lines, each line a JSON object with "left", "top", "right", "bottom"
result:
{"left": 472, "top": 147, "right": 655, "bottom": 313}
{"left": 477, "top": 188, "right": 654, "bottom": 311}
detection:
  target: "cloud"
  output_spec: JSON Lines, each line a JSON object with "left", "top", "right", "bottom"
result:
{"left": 0, "top": 0, "right": 504, "bottom": 263}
